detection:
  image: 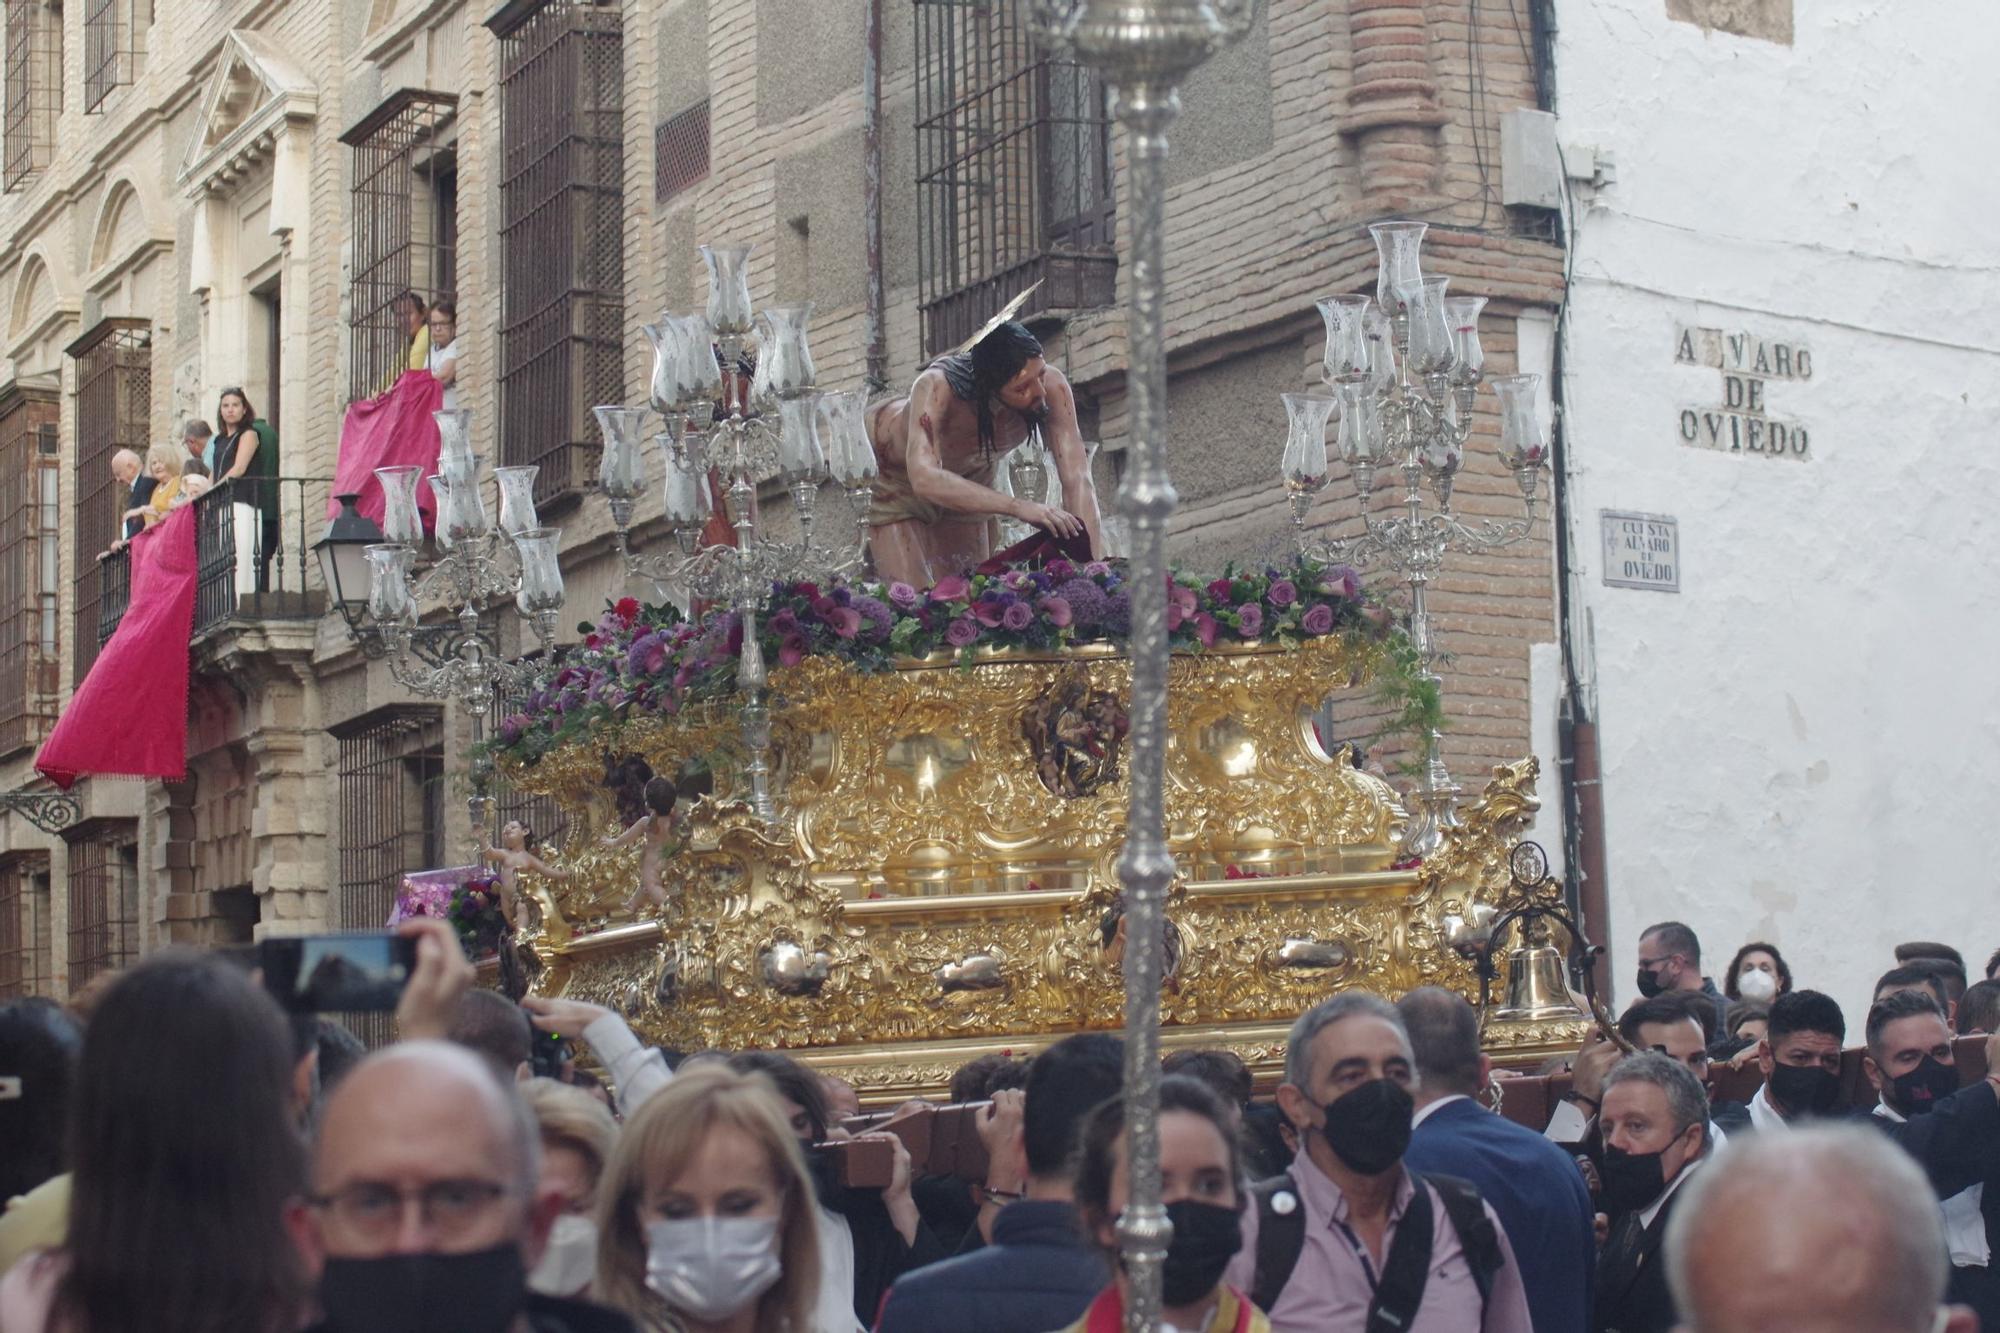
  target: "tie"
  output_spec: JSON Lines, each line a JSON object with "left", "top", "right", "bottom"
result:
{"left": 1601, "top": 1210, "right": 1648, "bottom": 1298}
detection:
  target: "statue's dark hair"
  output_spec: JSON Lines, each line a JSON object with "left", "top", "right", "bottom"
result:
{"left": 934, "top": 321, "right": 1043, "bottom": 454}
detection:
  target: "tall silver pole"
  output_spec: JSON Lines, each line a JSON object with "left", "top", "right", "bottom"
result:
{"left": 1024, "top": 6, "right": 1255, "bottom": 1329}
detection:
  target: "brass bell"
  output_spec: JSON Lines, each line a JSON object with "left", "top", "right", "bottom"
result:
{"left": 1494, "top": 941, "right": 1583, "bottom": 1022}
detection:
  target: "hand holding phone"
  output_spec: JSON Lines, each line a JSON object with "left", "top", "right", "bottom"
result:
{"left": 255, "top": 932, "right": 418, "bottom": 1013}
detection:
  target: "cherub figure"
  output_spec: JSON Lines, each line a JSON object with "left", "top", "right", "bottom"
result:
{"left": 603, "top": 777, "right": 686, "bottom": 913}
{"left": 481, "top": 819, "right": 570, "bottom": 932}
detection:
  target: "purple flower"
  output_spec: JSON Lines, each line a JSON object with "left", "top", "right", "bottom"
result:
{"left": 1039, "top": 595, "right": 1074, "bottom": 628}
{"left": 1002, "top": 570, "right": 1034, "bottom": 593}
{"left": 945, "top": 616, "right": 981, "bottom": 648}
{"left": 1301, "top": 603, "right": 1335, "bottom": 635}
{"left": 887, "top": 581, "right": 921, "bottom": 610}
{"left": 1322, "top": 565, "right": 1362, "bottom": 601}
{"left": 1083, "top": 561, "right": 1113, "bottom": 578}
{"left": 851, "top": 595, "right": 894, "bottom": 641}
{"left": 768, "top": 608, "right": 801, "bottom": 637}
{"left": 498, "top": 716, "right": 525, "bottom": 744}
{"left": 1103, "top": 590, "right": 1132, "bottom": 637}
{"left": 1236, "top": 602, "right": 1264, "bottom": 638}
{"left": 1266, "top": 579, "right": 1298, "bottom": 608}
{"left": 931, "top": 574, "right": 971, "bottom": 603}
{"left": 1054, "top": 577, "right": 1108, "bottom": 628}
{"left": 1045, "top": 558, "right": 1078, "bottom": 581}
{"left": 826, "top": 606, "right": 863, "bottom": 639}
{"left": 778, "top": 632, "right": 810, "bottom": 667}
{"left": 626, "top": 631, "right": 668, "bottom": 677}
{"left": 1002, "top": 601, "right": 1034, "bottom": 632}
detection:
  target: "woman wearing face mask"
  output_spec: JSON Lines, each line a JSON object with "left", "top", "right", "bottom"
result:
{"left": 592, "top": 1065, "right": 821, "bottom": 1333}
{"left": 1723, "top": 942, "right": 1793, "bottom": 1006}
{"left": 1060, "top": 1076, "right": 1269, "bottom": 1333}
{"left": 524, "top": 1078, "right": 620, "bottom": 1299}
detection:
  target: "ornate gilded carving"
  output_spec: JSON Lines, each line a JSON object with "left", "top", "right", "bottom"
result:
{"left": 497, "top": 643, "right": 1563, "bottom": 1095}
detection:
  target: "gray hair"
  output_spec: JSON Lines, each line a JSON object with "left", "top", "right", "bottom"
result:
{"left": 1284, "top": 991, "right": 1407, "bottom": 1089}
{"left": 1666, "top": 1125, "right": 1949, "bottom": 1332}
{"left": 320, "top": 1040, "right": 542, "bottom": 1202}
{"left": 1602, "top": 1050, "right": 1708, "bottom": 1139}
{"left": 182, "top": 418, "right": 213, "bottom": 441}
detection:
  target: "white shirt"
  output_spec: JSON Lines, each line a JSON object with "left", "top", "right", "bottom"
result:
{"left": 1873, "top": 1101, "right": 1991, "bottom": 1267}
{"left": 427, "top": 338, "right": 460, "bottom": 411}
{"left": 813, "top": 1204, "right": 867, "bottom": 1333}
{"left": 1748, "top": 1084, "right": 1790, "bottom": 1132}
{"left": 1639, "top": 1152, "right": 1701, "bottom": 1229}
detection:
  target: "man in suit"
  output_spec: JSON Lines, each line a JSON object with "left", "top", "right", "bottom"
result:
{"left": 1863, "top": 989, "right": 2000, "bottom": 1329}
{"left": 110, "top": 448, "right": 153, "bottom": 546}
{"left": 1399, "top": 988, "right": 1596, "bottom": 1333}
{"left": 872, "top": 1033, "right": 1121, "bottom": 1333}
{"left": 1665, "top": 1124, "right": 1979, "bottom": 1333}
{"left": 1592, "top": 1052, "right": 1710, "bottom": 1333}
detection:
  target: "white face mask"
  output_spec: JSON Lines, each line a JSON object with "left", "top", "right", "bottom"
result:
{"left": 1736, "top": 968, "right": 1779, "bottom": 1002}
{"left": 644, "top": 1216, "right": 782, "bottom": 1322}
{"left": 528, "top": 1212, "right": 598, "bottom": 1297}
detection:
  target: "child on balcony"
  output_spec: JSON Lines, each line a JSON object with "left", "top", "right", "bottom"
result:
{"left": 603, "top": 777, "right": 686, "bottom": 913}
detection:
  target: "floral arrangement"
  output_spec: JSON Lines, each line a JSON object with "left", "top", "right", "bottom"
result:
{"left": 488, "top": 556, "right": 1405, "bottom": 767}
{"left": 445, "top": 876, "right": 509, "bottom": 958}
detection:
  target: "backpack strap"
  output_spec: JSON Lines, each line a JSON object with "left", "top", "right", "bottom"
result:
{"left": 1364, "top": 1178, "right": 1435, "bottom": 1332}
{"left": 1249, "top": 1172, "right": 1307, "bottom": 1316}
{"left": 1421, "top": 1172, "right": 1501, "bottom": 1309}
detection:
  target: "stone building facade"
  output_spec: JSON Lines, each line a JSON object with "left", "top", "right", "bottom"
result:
{"left": 0, "top": 0, "right": 1565, "bottom": 999}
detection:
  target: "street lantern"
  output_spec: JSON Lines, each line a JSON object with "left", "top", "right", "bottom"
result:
{"left": 313, "top": 493, "right": 385, "bottom": 643}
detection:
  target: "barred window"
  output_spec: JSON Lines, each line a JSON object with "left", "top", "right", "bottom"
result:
{"left": 0, "top": 854, "right": 51, "bottom": 998}
{"left": 83, "top": 0, "right": 144, "bottom": 113}
{"left": 655, "top": 97, "right": 709, "bottom": 204}
{"left": 914, "top": 0, "right": 1116, "bottom": 356}
{"left": 0, "top": 385, "right": 57, "bottom": 758}
{"left": 335, "top": 708, "right": 444, "bottom": 1044}
{"left": 68, "top": 320, "right": 150, "bottom": 686}
{"left": 489, "top": 0, "right": 625, "bottom": 506}
{"left": 66, "top": 822, "right": 138, "bottom": 993}
{"left": 3, "top": 0, "right": 59, "bottom": 192}
{"left": 340, "top": 90, "right": 458, "bottom": 403}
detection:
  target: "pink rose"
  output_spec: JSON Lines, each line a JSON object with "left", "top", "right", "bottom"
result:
{"left": 945, "top": 616, "right": 980, "bottom": 647}
{"left": 1236, "top": 602, "right": 1264, "bottom": 637}
{"left": 1169, "top": 584, "right": 1198, "bottom": 618}
{"left": 887, "top": 581, "right": 921, "bottom": 610}
{"left": 1083, "top": 561, "right": 1112, "bottom": 577}
{"left": 778, "top": 632, "right": 810, "bottom": 666}
{"left": 1167, "top": 601, "right": 1187, "bottom": 631}
{"left": 826, "top": 607, "right": 863, "bottom": 639}
{"left": 1266, "top": 579, "right": 1297, "bottom": 608}
{"left": 930, "top": 574, "right": 971, "bottom": 603}
{"left": 1301, "top": 603, "right": 1335, "bottom": 636}
{"left": 1039, "top": 595, "right": 1074, "bottom": 628}
{"left": 1002, "top": 601, "right": 1034, "bottom": 632}
{"left": 1194, "top": 612, "right": 1220, "bottom": 648}
{"left": 1045, "top": 558, "right": 1077, "bottom": 581}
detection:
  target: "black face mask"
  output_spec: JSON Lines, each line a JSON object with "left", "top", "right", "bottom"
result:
{"left": 1315, "top": 1078, "right": 1413, "bottom": 1177}
{"left": 318, "top": 1244, "right": 527, "bottom": 1333}
{"left": 1597, "top": 1144, "right": 1670, "bottom": 1216}
{"left": 1767, "top": 1060, "right": 1842, "bottom": 1118}
{"left": 1160, "top": 1199, "right": 1243, "bottom": 1308}
{"left": 1889, "top": 1056, "right": 1959, "bottom": 1117}
{"left": 1635, "top": 966, "right": 1666, "bottom": 999}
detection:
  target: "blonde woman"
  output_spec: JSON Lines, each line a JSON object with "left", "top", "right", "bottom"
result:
{"left": 126, "top": 444, "right": 184, "bottom": 530}
{"left": 523, "top": 1077, "right": 620, "bottom": 1298}
{"left": 594, "top": 1064, "right": 823, "bottom": 1333}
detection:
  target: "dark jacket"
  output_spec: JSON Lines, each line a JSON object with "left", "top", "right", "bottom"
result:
{"left": 1592, "top": 1180, "right": 1686, "bottom": 1333}
{"left": 831, "top": 1187, "right": 949, "bottom": 1328}
{"left": 307, "top": 1290, "right": 636, "bottom": 1333}
{"left": 1406, "top": 1095, "right": 1596, "bottom": 1333}
{"left": 872, "top": 1198, "right": 1107, "bottom": 1333}
{"left": 123, "top": 475, "right": 157, "bottom": 539}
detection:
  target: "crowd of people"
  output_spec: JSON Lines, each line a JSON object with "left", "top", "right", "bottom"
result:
{"left": 1, "top": 917, "right": 1996, "bottom": 1333}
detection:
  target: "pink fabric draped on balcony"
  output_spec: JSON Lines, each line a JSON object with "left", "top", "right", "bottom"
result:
{"left": 327, "top": 370, "right": 445, "bottom": 532}
{"left": 35, "top": 506, "right": 199, "bottom": 789}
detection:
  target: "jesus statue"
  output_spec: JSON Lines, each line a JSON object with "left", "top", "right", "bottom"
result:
{"left": 865, "top": 300, "right": 1106, "bottom": 585}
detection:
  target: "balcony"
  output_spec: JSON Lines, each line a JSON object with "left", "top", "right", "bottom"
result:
{"left": 96, "top": 477, "right": 330, "bottom": 650}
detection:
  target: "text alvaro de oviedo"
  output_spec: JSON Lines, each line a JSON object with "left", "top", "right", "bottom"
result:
{"left": 1675, "top": 326, "right": 1812, "bottom": 461}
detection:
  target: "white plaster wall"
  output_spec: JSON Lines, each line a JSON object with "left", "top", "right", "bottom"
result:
{"left": 1552, "top": 0, "right": 2000, "bottom": 1024}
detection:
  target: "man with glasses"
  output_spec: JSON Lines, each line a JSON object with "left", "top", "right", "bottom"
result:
{"left": 293, "top": 1040, "right": 634, "bottom": 1333}
{"left": 1634, "top": 921, "right": 1729, "bottom": 1040}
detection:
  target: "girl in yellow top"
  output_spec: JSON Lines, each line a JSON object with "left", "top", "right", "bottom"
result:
{"left": 129, "top": 444, "right": 184, "bottom": 529}
{"left": 1057, "top": 1075, "right": 1273, "bottom": 1333}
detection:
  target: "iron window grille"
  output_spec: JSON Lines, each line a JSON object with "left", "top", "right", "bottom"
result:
{"left": 489, "top": 0, "right": 625, "bottom": 507}
{"left": 340, "top": 90, "right": 459, "bottom": 404}
{"left": 655, "top": 97, "right": 710, "bottom": 204}
{"left": 65, "top": 821, "right": 138, "bottom": 993}
{"left": 914, "top": 0, "right": 1117, "bottom": 357}
{"left": 83, "top": 0, "right": 144, "bottom": 114}
{"left": 68, "top": 320, "right": 151, "bottom": 686}
{"left": 0, "top": 854, "right": 50, "bottom": 998}
{"left": 0, "top": 388, "right": 58, "bottom": 758}
{"left": 335, "top": 707, "right": 444, "bottom": 1045}
{"left": 4, "top": 0, "right": 58, "bottom": 191}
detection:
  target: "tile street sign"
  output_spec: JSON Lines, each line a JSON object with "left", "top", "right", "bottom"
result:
{"left": 1601, "top": 510, "right": 1679, "bottom": 593}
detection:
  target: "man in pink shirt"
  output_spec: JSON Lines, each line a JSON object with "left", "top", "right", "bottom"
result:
{"left": 1222, "top": 993, "right": 1534, "bottom": 1332}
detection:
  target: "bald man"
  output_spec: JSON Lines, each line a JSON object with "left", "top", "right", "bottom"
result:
{"left": 291, "top": 1040, "right": 633, "bottom": 1333}
{"left": 1665, "top": 1124, "right": 1978, "bottom": 1333}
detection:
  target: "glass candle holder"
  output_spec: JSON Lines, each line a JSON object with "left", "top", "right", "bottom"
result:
{"left": 1279, "top": 393, "right": 1336, "bottom": 495}
{"left": 1315, "top": 296, "right": 1371, "bottom": 385}
{"left": 1444, "top": 296, "right": 1487, "bottom": 389}
{"left": 365, "top": 543, "right": 416, "bottom": 625}
{"left": 700, "top": 243, "right": 755, "bottom": 338}
{"left": 493, "top": 465, "right": 541, "bottom": 537}
{"left": 593, "top": 406, "right": 651, "bottom": 506}
{"left": 375, "top": 465, "right": 425, "bottom": 546}
{"left": 1368, "top": 220, "right": 1428, "bottom": 322}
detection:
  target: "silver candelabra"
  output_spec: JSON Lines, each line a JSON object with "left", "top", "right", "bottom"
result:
{"left": 1025, "top": 4, "right": 1254, "bottom": 1330}
{"left": 1281, "top": 220, "right": 1549, "bottom": 857}
{"left": 363, "top": 410, "right": 568, "bottom": 852}
{"left": 596, "top": 243, "right": 880, "bottom": 821}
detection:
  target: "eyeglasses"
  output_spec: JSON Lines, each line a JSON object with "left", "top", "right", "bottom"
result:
{"left": 308, "top": 1179, "right": 514, "bottom": 1241}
